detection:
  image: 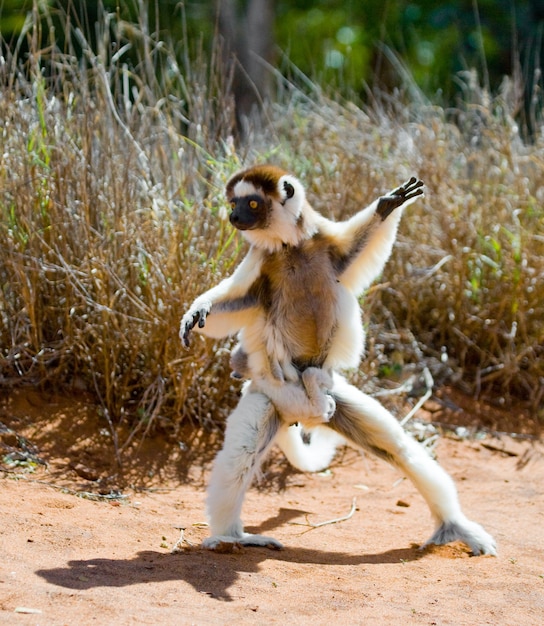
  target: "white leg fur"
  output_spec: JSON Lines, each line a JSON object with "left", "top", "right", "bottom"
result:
{"left": 328, "top": 374, "right": 496, "bottom": 556}
{"left": 204, "top": 371, "right": 496, "bottom": 555}
{"left": 203, "top": 387, "right": 283, "bottom": 550}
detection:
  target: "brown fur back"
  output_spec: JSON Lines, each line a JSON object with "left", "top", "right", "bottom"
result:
{"left": 253, "top": 232, "right": 339, "bottom": 367}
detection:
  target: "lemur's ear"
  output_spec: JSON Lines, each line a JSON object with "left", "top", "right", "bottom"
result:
{"left": 283, "top": 180, "right": 295, "bottom": 199}
{"left": 277, "top": 174, "right": 306, "bottom": 212}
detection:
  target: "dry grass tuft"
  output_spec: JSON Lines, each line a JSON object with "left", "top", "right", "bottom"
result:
{"left": 1, "top": 6, "right": 542, "bottom": 450}
{"left": 0, "top": 5, "right": 246, "bottom": 451}
{"left": 270, "top": 74, "right": 544, "bottom": 425}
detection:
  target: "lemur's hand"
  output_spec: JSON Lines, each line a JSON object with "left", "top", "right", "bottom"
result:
{"left": 376, "top": 177, "right": 424, "bottom": 221}
{"left": 180, "top": 302, "right": 211, "bottom": 348}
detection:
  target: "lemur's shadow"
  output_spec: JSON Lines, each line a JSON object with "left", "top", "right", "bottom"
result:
{"left": 36, "top": 508, "right": 425, "bottom": 602}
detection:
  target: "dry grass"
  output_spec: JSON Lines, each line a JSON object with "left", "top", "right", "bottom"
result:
{"left": 0, "top": 4, "right": 247, "bottom": 451}
{"left": 268, "top": 77, "right": 544, "bottom": 422}
{"left": 1, "top": 5, "right": 542, "bottom": 451}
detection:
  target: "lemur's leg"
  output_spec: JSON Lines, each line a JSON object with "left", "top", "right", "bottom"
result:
{"left": 203, "top": 387, "right": 283, "bottom": 550}
{"left": 327, "top": 374, "right": 496, "bottom": 556}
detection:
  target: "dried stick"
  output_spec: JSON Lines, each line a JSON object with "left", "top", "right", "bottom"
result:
{"left": 289, "top": 497, "right": 357, "bottom": 532}
{"left": 171, "top": 526, "right": 195, "bottom": 552}
{"left": 400, "top": 365, "right": 434, "bottom": 426}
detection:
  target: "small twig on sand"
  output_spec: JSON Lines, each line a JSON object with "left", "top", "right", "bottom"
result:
{"left": 289, "top": 497, "right": 357, "bottom": 532}
{"left": 480, "top": 442, "right": 519, "bottom": 457}
{"left": 171, "top": 526, "right": 195, "bottom": 552}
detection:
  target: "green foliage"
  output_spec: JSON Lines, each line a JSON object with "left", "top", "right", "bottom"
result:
{"left": 274, "top": 0, "right": 541, "bottom": 115}
{"left": 1, "top": 1, "right": 541, "bottom": 110}
{"left": 275, "top": 3, "right": 373, "bottom": 91}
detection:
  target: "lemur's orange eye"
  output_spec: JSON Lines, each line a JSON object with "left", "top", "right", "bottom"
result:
{"left": 230, "top": 201, "right": 236, "bottom": 209}
{"left": 249, "top": 200, "right": 258, "bottom": 209}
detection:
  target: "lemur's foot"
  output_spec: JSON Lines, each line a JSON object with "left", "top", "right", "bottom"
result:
{"left": 203, "top": 533, "right": 283, "bottom": 551}
{"left": 302, "top": 367, "right": 335, "bottom": 422}
{"left": 421, "top": 517, "right": 497, "bottom": 556}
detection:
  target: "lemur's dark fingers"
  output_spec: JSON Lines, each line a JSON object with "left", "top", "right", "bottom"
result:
{"left": 402, "top": 178, "right": 424, "bottom": 195}
{"left": 389, "top": 177, "right": 424, "bottom": 198}
{"left": 402, "top": 186, "right": 424, "bottom": 202}
{"left": 182, "top": 323, "right": 193, "bottom": 348}
{"left": 403, "top": 176, "right": 418, "bottom": 188}
{"left": 388, "top": 177, "right": 414, "bottom": 196}
{"left": 377, "top": 179, "right": 424, "bottom": 220}
{"left": 181, "top": 310, "right": 206, "bottom": 348}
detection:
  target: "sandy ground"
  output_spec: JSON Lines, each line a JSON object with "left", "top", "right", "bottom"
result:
{"left": 1, "top": 389, "right": 543, "bottom": 625}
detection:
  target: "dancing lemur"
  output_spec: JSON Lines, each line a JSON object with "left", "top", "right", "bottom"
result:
{"left": 181, "top": 165, "right": 496, "bottom": 556}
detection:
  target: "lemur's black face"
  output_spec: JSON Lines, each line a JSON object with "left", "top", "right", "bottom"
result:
{"left": 229, "top": 194, "right": 271, "bottom": 231}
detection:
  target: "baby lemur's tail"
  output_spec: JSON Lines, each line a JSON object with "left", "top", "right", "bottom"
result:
{"left": 275, "top": 423, "right": 345, "bottom": 472}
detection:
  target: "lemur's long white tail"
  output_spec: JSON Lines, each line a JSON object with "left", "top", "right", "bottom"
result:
{"left": 275, "top": 423, "right": 345, "bottom": 472}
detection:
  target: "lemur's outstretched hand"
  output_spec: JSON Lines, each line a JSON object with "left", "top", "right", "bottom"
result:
{"left": 376, "top": 177, "right": 424, "bottom": 221}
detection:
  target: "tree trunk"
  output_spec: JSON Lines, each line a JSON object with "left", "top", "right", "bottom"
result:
{"left": 216, "top": 0, "right": 275, "bottom": 134}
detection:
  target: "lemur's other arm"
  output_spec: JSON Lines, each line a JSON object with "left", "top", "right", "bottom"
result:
{"left": 330, "top": 177, "right": 424, "bottom": 295}
{"left": 180, "top": 247, "right": 264, "bottom": 346}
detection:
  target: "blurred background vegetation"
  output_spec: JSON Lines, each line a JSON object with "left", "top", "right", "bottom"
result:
{"left": 2, "top": 1, "right": 543, "bottom": 128}
{"left": 0, "top": 1, "right": 543, "bottom": 455}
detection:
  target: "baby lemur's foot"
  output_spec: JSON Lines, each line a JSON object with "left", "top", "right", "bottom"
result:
{"left": 301, "top": 367, "right": 336, "bottom": 422}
